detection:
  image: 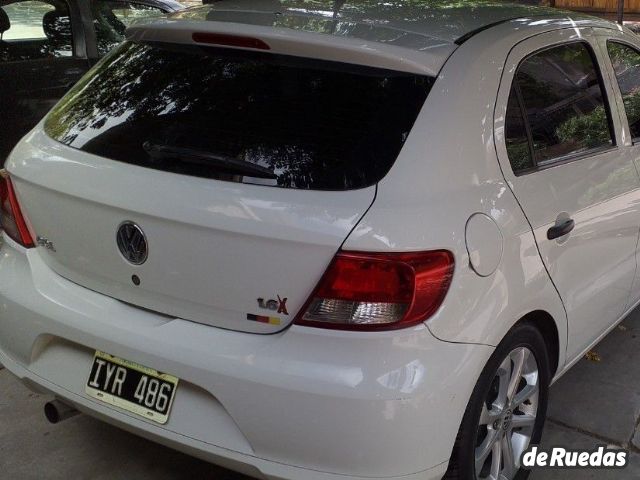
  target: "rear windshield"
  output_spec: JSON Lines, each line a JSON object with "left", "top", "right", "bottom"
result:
{"left": 44, "top": 41, "right": 433, "bottom": 191}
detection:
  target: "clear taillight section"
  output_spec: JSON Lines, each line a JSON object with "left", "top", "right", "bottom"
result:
{"left": 0, "top": 171, "right": 34, "bottom": 248}
{"left": 295, "top": 250, "right": 454, "bottom": 331}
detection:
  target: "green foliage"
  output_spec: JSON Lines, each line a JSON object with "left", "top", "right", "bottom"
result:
{"left": 506, "top": 140, "right": 532, "bottom": 172}
{"left": 555, "top": 105, "right": 610, "bottom": 149}
{"left": 554, "top": 92, "right": 640, "bottom": 150}
{"left": 622, "top": 92, "right": 640, "bottom": 128}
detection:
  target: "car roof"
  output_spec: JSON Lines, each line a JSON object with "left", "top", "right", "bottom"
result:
{"left": 128, "top": 1, "right": 623, "bottom": 76}
{"left": 171, "top": 0, "right": 606, "bottom": 43}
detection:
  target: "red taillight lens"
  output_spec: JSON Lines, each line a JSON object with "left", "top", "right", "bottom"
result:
{"left": 295, "top": 250, "right": 454, "bottom": 331}
{"left": 0, "top": 172, "right": 34, "bottom": 248}
{"left": 192, "top": 32, "right": 270, "bottom": 50}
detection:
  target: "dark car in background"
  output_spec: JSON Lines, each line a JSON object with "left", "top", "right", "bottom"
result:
{"left": 0, "top": 0, "right": 183, "bottom": 160}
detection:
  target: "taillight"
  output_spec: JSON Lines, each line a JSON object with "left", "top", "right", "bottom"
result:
{"left": 0, "top": 171, "right": 34, "bottom": 248}
{"left": 295, "top": 250, "right": 454, "bottom": 331}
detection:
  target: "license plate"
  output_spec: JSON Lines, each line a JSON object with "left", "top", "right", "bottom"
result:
{"left": 85, "top": 351, "right": 179, "bottom": 425}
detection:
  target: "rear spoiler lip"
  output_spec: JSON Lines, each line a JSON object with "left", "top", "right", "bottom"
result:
{"left": 126, "top": 20, "right": 456, "bottom": 76}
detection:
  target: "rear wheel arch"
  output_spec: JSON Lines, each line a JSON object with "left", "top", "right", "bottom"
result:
{"left": 445, "top": 320, "right": 552, "bottom": 479}
{"left": 515, "top": 310, "right": 560, "bottom": 379}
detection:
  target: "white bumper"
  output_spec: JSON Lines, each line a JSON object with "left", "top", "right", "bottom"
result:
{"left": 0, "top": 236, "right": 493, "bottom": 480}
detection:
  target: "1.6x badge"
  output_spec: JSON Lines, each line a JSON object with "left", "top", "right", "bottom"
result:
{"left": 257, "top": 295, "right": 289, "bottom": 315}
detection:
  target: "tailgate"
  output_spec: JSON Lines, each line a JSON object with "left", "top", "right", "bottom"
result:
{"left": 10, "top": 132, "right": 375, "bottom": 333}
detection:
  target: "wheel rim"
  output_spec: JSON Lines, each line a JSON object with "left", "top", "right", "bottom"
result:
{"left": 474, "top": 346, "right": 539, "bottom": 480}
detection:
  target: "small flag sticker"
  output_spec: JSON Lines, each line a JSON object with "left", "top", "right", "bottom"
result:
{"left": 246, "top": 314, "right": 281, "bottom": 326}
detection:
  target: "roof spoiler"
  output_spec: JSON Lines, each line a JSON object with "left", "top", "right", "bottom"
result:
{"left": 126, "top": 20, "right": 455, "bottom": 76}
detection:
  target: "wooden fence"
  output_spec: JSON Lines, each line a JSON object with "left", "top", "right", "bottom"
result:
{"left": 555, "top": 0, "right": 640, "bottom": 14}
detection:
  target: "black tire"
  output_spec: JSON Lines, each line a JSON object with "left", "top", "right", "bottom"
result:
{"left": 444, "top": 322, "right": 551, "bottom": 480}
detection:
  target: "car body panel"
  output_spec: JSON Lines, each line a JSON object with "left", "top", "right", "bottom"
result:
{"left": 343, "top": 19, "right": 574, "bottom": 368}
{"left": 126, "top": 17, "right": 455, "bottom": 76}
{"left": 592, "top": 27, "right": 640, "bottom": 314}
{"left": 0, "top": 236, "right": 492, "bottom": 478}
{"left": 8, "top": 130, "right": 376, "bottom": 333}
{"left": 186, "top": 0, "right": 561, "bottom": 43}
{"left": 3, "top": 6, "right": 640, "bottom": 480}
{"left": 494, "top": 27, "right": 640, "bottom": 362}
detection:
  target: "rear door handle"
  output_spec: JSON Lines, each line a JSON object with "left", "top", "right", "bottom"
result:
{"left": 547, "top": 219, "right": 575, "bottom": 240}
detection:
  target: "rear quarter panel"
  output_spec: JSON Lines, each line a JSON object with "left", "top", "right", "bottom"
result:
{"left": 343, "top": 20, "right": 569, "bottom": 374}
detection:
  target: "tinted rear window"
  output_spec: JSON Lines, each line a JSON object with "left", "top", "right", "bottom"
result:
{"left": 44, "top": 41, "right": 433, "bottom": 190}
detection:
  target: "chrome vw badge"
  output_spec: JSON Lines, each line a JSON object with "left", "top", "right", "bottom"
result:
{"left": 116, "top": 222, "right": 148, "bottom": 265}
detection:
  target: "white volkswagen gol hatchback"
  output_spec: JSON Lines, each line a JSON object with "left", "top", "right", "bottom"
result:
{"left": 2, "top": 1, "right": 640, "bottom": 479}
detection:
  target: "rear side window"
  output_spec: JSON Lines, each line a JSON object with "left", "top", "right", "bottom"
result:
{"left": 505, "top": 87, "right": 534, "bottom": 172}
{"left": 505, "top": 42, "right": 614, "bottom": 174}
{"left": 44, "top": 41, "right": 433, "bottom": 191}
{"left": 607, "top": 41, "right": 640, "bottom": 140}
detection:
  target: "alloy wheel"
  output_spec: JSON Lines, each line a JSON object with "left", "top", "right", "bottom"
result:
{"left": 474, "top": 347, "right": 539, "bottom": 480}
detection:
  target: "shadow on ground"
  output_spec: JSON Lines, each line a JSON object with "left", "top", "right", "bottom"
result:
{"left": 531, "top": 305, "right": 640, "bottom": 479}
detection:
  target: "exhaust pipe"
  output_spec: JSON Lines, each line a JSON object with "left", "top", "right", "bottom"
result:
{"left": 44, "top": 399, "right": 80, "bottom": 424}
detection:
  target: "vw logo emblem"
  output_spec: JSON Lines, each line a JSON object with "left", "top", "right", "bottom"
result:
{"left": 116, "top": 222, "right": 148, "bottom": 265}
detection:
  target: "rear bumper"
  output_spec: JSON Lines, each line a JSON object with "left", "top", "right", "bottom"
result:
{"left": 0, "top": 235, "right": 493, "bottom": 480}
